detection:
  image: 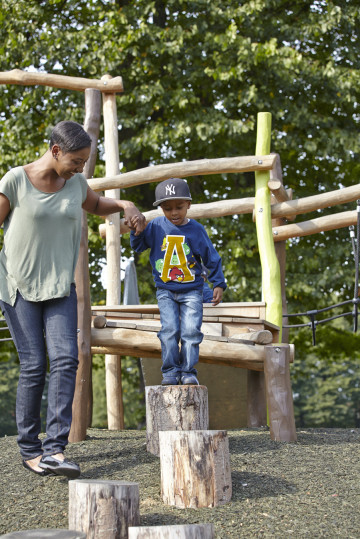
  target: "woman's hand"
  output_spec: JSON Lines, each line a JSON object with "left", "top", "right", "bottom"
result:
{"left": 123, "top": 203, "right": 146, "bottom": 236}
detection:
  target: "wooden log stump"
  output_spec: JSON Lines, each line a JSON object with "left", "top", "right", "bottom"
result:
{"left": 128, "top": 523, "right": 214, "bottom": 538}
{"left": 264, "top": 344, "right": 297, "bottom": 442}
{"left": 0, "top": 531, "right": 86, "bottom": 539}
{"left": 146, "top": 385, "right": 209, "bottom": 456}
{"left": 160, "top": 430, "right": 232, "bottom": 508}
{"left": 68, "top": 479, "right": 140, "bottom": 539}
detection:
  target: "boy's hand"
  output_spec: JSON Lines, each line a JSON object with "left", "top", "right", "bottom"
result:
{"left": 212, "top": 286, "right": 223, "bottom": 306}
{"left": 124, "top": 212, "right": 147, "bottom": 236}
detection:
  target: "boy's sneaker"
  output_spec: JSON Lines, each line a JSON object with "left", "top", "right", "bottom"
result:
{"left": 181, "top": 374, "right": 199, "bottom": 385}
{"left": 161, "top": 375, "right": 180, "bottom": 386}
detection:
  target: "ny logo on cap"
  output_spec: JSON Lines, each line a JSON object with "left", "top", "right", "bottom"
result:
{"left": 165, "top": 184, "right": 176, "bottom": 196}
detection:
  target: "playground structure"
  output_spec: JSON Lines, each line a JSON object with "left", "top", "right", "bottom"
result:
{"left": 1, "top": 70, "right": 360, "bottom": 444}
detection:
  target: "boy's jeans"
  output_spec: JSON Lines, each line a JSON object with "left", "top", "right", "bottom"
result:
{"left": 0, "top": 285, "right": 79, "bottom": 460}
{"left": 156, "top": 288, "right": 203, "bottom": 377}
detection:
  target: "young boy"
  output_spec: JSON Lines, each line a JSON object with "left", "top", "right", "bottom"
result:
{"left": 130, "top": 177, "right": 226, "bottom": 386}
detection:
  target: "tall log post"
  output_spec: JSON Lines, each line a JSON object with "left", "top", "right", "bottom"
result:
{"left": 160, "top": 430, "right": 232, "bottom": 508}
{"left": 270, "top": 154, "right": 289, "bottom": 343}
{"left": 254, "top": 112, "right": 282, "bottom": 337}
{"left": 102, "top": 74, "right": 124, "bottom": 430}
{"left": 68, "top": 479, "right": 140, "bottom": 539}
{"left": 128, "top": 524, "right": 215, "bottom": 538}
{"left": 264, "top": 345, "right": 297, "bottom": 442}
{"left": 145, "top": 385, "right": 209, "bottom": 456}
{"left": 69, "top": 88, "right": 101, "bottom": 442}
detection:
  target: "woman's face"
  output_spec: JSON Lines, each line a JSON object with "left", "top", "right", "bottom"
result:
{"left": 52, "top": 145, "right": 91, "bottom": 180}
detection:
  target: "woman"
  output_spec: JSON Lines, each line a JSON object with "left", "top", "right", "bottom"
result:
{"left": 0, "top": 120, "right": 145, "bottom": 478}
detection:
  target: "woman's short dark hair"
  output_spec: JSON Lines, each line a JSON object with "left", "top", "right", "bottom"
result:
{"left": 49, "top": 121, "right": 91, "bottom": 153}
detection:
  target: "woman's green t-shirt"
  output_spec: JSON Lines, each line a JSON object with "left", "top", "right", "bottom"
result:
{"left": 0, "top": 166, "right": 88, "bottom": 305}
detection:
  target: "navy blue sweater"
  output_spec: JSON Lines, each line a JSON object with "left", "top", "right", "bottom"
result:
{"left": 130, "top": 216, "right": 226, "bottom": 293}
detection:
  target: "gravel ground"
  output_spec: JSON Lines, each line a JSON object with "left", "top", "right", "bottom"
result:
{"left": 0, "top": 428, "right": 359, "bottom": 538}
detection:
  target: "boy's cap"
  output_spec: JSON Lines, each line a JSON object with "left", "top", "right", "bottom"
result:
{"left": 153, "top": 178, "right": 192, "bottom": 206}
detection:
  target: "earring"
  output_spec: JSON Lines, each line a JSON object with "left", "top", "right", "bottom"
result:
{"left": 53, "top": 153, "right": 57, "bottom": 160}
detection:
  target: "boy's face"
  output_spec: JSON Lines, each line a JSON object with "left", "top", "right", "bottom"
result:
{"left": 160, "top": 199, "right": 191, "bottom": 226}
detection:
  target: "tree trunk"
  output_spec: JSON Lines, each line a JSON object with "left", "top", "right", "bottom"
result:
{"left": 145, "top": 385, "right": 209, "bottom": 456}
{"left": 160, "top": 430, "right": 232, "bottom": 508}
{"left": 68, "top": 479, "right": 140, "bottom": 539}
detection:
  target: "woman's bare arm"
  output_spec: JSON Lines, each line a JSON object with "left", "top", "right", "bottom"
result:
{"left": 82, "top": 187, "right": 146, "bottom": 235}
{"left": 0, "top": 194, "right": 10, "bottom": 227}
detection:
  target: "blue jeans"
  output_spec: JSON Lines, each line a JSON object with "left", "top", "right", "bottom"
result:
{"left": 0, "top": 285, "right": 79, "bottom": 460}
{"left": 156, "top": 288, "right": 203, "bottom": 377}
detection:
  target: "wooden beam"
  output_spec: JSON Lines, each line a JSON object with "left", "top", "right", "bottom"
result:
{"left": 273, "top": 210, "right": 357, "bottom": 242}
{"left": 268, "top": 179, "right": 292, "bottom": 203}
{"left": 99, "top": 197, "right": 255, "bottom": 236}
{"left": 271, "top": 183, "right": 360, "bottom": 220}
{"left": 88, "top": 154, "right": 277, "bottom": 192}
{"left": 97, "top": 183, "right": 360, "bottom": 238}
{"left": 0, "top": 69, "right": 123, "bottom": 93}
{"left": 91, "top": 327, "right": 266, "bottom": 371}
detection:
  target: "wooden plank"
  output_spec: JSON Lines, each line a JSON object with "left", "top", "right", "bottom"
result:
{"left": 91, "top": 302, "right": 265, "bottom": 314}
{"left": 202, "top": 316, "right": 219, "bottom": 322}
{"left": 229, "top": 318, "right": 279, "bottom": 329}
{"left": 106, "top": 321, "right": 138, "bottom": 330}
{"left": 203, "top": 335, "right": 228, "bottom": 342}
{"left": 201, "top": 322, "right": 222, "bottom": 336}
{"left": 96, "top": 311, "right": 141, "bottom": 319}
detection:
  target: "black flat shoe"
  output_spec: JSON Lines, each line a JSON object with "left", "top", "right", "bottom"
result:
{"left": 38, "top": 455, "right": 81, "bottom": 479}
{"left": 22, "top": 459, "right": 53, "bottom": 476}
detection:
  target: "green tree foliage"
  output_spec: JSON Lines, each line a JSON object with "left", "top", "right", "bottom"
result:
{"left": 0, "top": 0, "right": 359, "bottom": 428}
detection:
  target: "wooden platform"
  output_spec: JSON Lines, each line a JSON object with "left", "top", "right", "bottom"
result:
{"left": 90, "top": 302, "right": 292, "bottom": 430}
{"left": 90, "top": 302, "right": 284, "bottom": 372}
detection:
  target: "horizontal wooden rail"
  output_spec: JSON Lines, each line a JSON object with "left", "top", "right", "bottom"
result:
{"left": 0, "top": 69, "right": 123, "bottom": 93}
{"left": 99, "top": 183, "right": 360, "bottom": 237}
{"left": 99, "top": 197, "right": 255, "bottom": 236}
{"left": 88, "top": 154, "right": 277, "bottom": 192}
{"left": 271, "top": 183, "right": 360, "bottom": 220}
{"left": 273, "top": 210, "right": 357, "bottom": 242}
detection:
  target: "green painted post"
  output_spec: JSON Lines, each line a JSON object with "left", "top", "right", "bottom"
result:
{"left": 254, "top": 112, "right": 282, "bottom": 339}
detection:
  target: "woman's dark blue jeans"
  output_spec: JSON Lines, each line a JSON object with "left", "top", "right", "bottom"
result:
{"left": 0, "top": 285, "right": 79, "bottom": 460}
